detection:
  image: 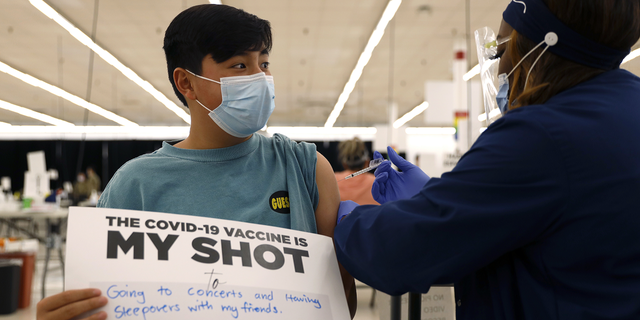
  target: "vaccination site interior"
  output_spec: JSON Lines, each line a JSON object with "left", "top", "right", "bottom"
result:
{"left": 1, "top": 0, "right": 640, "bottom": 319}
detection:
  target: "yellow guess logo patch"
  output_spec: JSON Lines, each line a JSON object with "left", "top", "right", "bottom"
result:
{"left": 269, "top": 191, "right": 290, "bottom": 214}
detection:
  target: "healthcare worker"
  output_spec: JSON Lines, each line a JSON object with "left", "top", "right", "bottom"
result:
{"left": 334, "top": 0, "right": 640, "bottom": 319}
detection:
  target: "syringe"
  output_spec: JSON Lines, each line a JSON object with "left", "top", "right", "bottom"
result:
{"left": 339, "top": 158, "right": 388, "bottom": 182}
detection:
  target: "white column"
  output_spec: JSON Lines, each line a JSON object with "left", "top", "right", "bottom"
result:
{"left": 387, "top": 102, "right": 398, "bottom": 149}
{"left": 452, "top": 39, "right": 469, "bottom": 152}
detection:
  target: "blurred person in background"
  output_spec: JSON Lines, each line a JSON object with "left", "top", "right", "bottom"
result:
{"left": 334, "top": 138, "right": 378, "bottom": 205}
{"left": 71, "top": 172, "right": 89, "bottom": 204}
{"left": 71, "top": 167, "right": 100, "bottom": 204}
{"left": 85, "top": 166, "right": 101, "bottom": 193}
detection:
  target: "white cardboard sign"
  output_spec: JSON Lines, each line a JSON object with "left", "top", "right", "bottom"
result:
{"left": 27, "top": 150, "right": 47, "bottom": 173}
{"left": 65, "top": 207, "right": 349, "bottom": 320}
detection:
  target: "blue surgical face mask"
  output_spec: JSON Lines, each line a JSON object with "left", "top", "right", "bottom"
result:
{"left": 186, "top": 70, "right": 275, "bottom": 138}
{"left": 496, "top": 73, "right": 510, "bottom": 114}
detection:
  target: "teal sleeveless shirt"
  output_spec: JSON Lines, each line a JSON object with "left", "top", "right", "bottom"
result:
{"left": 97, "top": 133, "right": 319, "bottom": 233}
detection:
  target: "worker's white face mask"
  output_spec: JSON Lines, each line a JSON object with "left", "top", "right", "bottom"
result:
{"left": 186, "top": 70, "right": 275, "bottom": 138}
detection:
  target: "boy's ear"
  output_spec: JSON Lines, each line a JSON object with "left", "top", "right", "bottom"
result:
{"left": 173, "top": 68, "right": 197, "bottom": 101}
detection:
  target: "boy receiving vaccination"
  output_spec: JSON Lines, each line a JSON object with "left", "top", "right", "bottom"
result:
{"left": 36, "top": 4, "right": 355, "bottom": 320}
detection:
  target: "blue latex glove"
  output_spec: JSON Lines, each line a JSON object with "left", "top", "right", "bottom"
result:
{"left": 337, "top": 200, "right": 359, "bottom": 225}
{"left": 371, "top": 146, "right": 430, "bottom": 204}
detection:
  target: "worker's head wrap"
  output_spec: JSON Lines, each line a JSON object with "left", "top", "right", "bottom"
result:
{"left": 503, "top": 0, "right": 630, "bottom": 70}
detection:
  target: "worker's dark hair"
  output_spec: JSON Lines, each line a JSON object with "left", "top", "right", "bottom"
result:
{"left": 163, "top": 4, "right": 273, "bottom": 107}
{"left": 338, "top": 138, "right": 369, "bottom": 171}
{"left": 507, "top": 0, "right": 640, "bottom": 109}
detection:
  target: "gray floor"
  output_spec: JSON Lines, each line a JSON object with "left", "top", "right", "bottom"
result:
{"left": 0, "top": 242, "right": 380, "bottom": 320}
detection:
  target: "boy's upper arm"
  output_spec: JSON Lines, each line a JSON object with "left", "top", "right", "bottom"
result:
{"left": 314, "top": 152, "right": 357, "bottom": 319}
{"left": 314, "top": 151, "right": 340, "bottom": 238}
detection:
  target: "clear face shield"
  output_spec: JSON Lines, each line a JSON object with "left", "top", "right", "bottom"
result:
{"left": 474, "top": 27, "right": 510, "bottom": 125}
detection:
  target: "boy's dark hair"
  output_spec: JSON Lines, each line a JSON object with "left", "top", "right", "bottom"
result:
{"left": 163, "top": 4, "right": 273, "bottom": 107}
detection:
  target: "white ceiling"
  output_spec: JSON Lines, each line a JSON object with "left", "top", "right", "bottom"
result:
{"left": 1, "top": 0, "right": 639, "bottom": 128}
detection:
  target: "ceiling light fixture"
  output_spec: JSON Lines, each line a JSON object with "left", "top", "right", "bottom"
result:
{"left": 324, "top": 0, "right": 402, "bottom": 128}
{"left": 0, "top": 126, "right": 189, "bottom": 134}
{"left": 29, "top": 0, "right": 191, "bottom": 124}
{"left": 268, "top": 126, "right": 377, "bottom": 135}
{"left": 208, "top": 0, "right": 222, "bottom": 4}
{"left": 267, "top": 127, "right": 377, "bottom": 141}
{"left": 0, "top": 61, "right": 138, "bottom": 126}
{"left": 393, "top": 101, "right": 429, "bottom": 128}
{"left": 0, "top": 99, "right": 74, "bottom": 127}
{"left": 622, "top": 48, "right": 640, "bottom": 65}
{"left": 477, "top": 109, "right": 501, "bottom": 122}
{"left": 1, "top": 125, "right": 378, "bottom": 140}
{"left": 0, "top": 125, "right": 190, "bottom": 140}
{"left": 463, "top": 64, "right": 480, "bottom": 81}
{"left": 405, "top": 127, "right": 456, "bottom": 135}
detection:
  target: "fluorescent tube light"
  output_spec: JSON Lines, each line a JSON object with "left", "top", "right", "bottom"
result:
{"left": 0, "top": 61, "right": 138, "bottom": 126}
{"left": 29, "top": 0, "right": 190, "bottom": 124}
{"left": 267, "top": 126, "right": 377, "bottom": 135}
{"left": 405, "top": 127, "right": 456, "bottom": 135}
{"left": 0, "top": 99, "right": 74, "bottom": 127}
{"left": 478, "top": 109, "right": 501, "bottom": 122}
{"left": 463, "top": 64, "right": 480, "bottom": 81}
{"left": 209, "top": 0, "right": 222, "bottom": 3}
{"left": 393, "top": 101, "right": 429, "bottom": 128}
{"left": 0, "top": 125, "right": 189, "bottom": 134}
{"left": 324, "top": 0, "right": 402, "bottom": 128}
{"left": 622, "top": 48, "right": 640, "bottom": 65}
{"left": 0, "top": 121, "right": 11, "bottom": 127}
{"left": 0, "top": 126, "right": 190, "bottom": 140}
{"left": 266, "top": 126, "right": 377, "bottom": 141}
